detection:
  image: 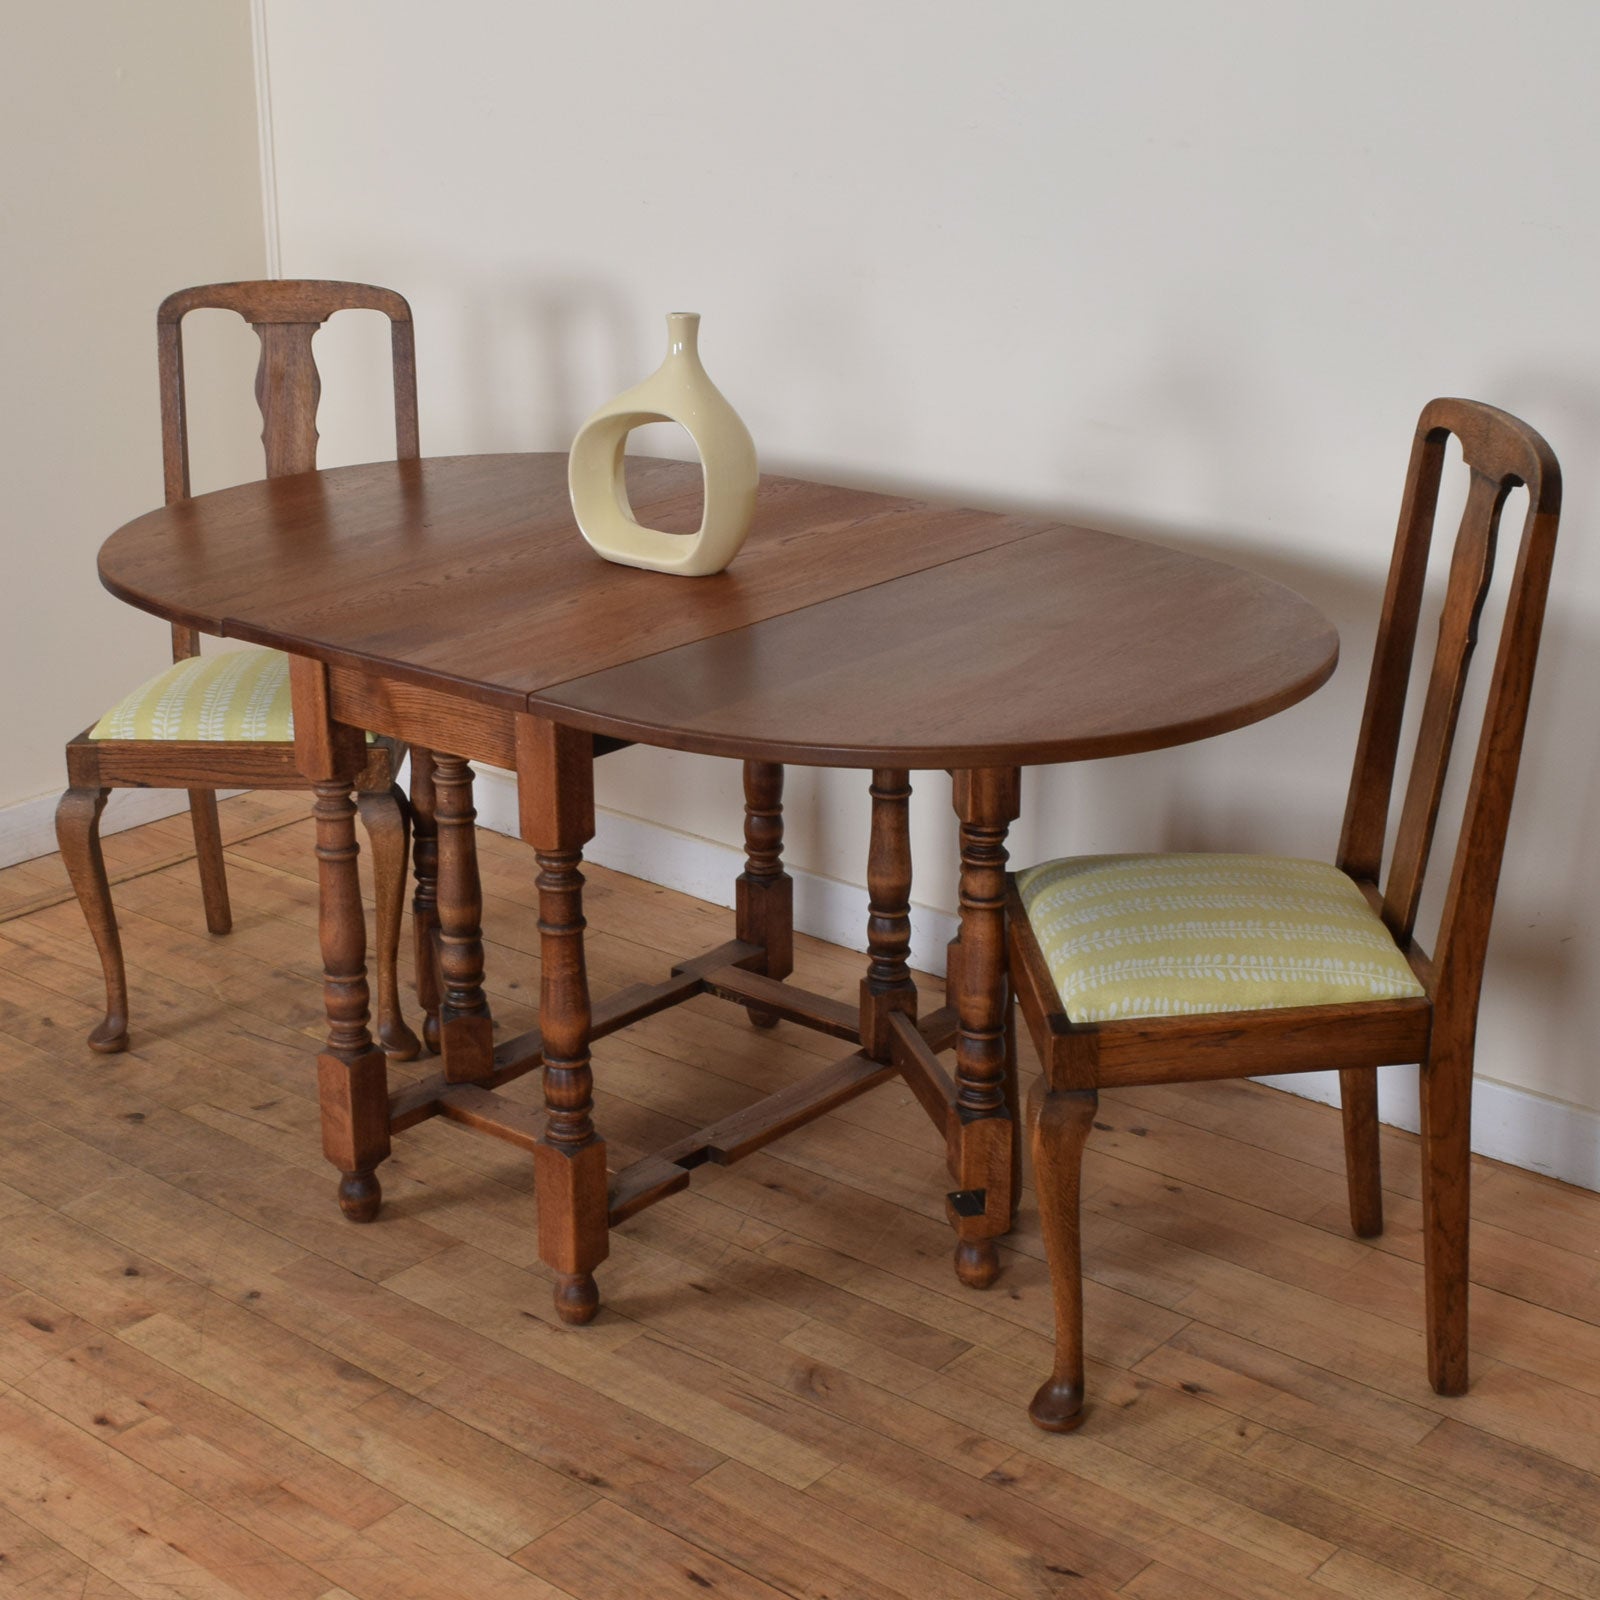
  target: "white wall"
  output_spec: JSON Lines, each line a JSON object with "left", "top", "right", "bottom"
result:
{"left": 0, "top": 0, "right": 268, "bottom": 853}
{"left": 253, "top": 2, "right": 1597, "bottom": 1165}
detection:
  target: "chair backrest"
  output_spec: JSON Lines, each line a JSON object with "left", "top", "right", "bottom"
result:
{"left": 155, "top": 278, "right": 420, "bottom": 657}
{"left": 1337, "top": 398, "right": 1561, "bottom": 1023}
{"left": 158, "top": 278, "right": 419, "bottom": 499}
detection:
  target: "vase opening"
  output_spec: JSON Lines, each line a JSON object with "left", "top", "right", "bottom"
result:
{"left": 665, "top": 311, "right": 701, "bottom": 358}
{"left": 620, "top": 421, "right": 704, "bottom": 536}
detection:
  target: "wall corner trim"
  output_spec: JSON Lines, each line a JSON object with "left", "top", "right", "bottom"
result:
{"left": 249, "top": 0, "right": 282, "bottom": 277}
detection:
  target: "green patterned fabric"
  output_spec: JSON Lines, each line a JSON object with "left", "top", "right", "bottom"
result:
{"left": 89, "top": 647, "right": 373, "bottom": 744}
{"left": 1015, "top": 853, "right": 1423, "bottom": 1023}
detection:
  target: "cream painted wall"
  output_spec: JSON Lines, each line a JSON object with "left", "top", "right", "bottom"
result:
{"left": 1, "top": 0, "right": 267, "bottom": 828}
{"left": 256, "top": 1, "right": 1600, "bottom": 1130}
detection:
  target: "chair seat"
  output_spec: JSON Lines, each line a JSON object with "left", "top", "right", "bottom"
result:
{"left": 1014, "top": 853, "right": 1425, "bottom": 1023}
{"left": 89, "top": 647, "right": 372, "bottom": 743}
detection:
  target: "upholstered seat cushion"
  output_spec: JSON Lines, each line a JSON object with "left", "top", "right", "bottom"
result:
{"left": 89, "top": 647, "right": 373, "bottom": 743}
{"left": 1014, "top": 853, "right": 1425, "bottom": 1023}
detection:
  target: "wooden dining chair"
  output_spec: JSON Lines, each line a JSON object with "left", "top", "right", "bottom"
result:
{"left": 1007, "top": 397, "right": 1561, "bottom": 1432}
{"left": 57, "top": 279, "right": 451, "bottom": 1060}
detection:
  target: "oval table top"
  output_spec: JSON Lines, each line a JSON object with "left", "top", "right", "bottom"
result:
{"left": 99, "top": 452, "right": 1338, "bottom": 769}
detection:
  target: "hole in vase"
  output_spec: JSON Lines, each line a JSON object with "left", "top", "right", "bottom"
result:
{"left": 620, "top": 422, "right": 704, "bottom": 536}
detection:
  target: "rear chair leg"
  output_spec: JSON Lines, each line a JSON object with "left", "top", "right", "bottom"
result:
{"left": 1028, "top": 1079, "right": 1098, "bottom": 1432}
{"left": 55, "top": 787, "right": 129, "bottom": 1053}
{"left": 1339, "top": 1066, "right": 1384, "bottom": 1237}
{"left": 358, "top": 782, "right": 421, "bottom": 1061}
{"left": 1420, "top": 1044, "right": 1473, "bottom": 1395}
{"left": 187, "top": 787, "right": 232, "bottom": 934}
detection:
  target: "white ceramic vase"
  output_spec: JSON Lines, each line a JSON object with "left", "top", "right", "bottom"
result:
{"left": 567, "top": 312, "right": 758, "bottom": 577}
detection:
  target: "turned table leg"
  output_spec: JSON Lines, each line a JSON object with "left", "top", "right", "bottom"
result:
{"left": 517, "top": 716, "right": 608, "bottom": 1323}
{"left": 311, "top": 779, "right": 391, "bottom": 1220}
{"left": 860, "top": 770, "right": 917, "bottom": 1060}
{"left": 948, "top": 767, "right": 1022, "bottom": 1288}
{"left": 408, "top": 748, "right": 443, "bottom": 1054}
{"left": 433, "top": 753, "right": 493, "bottom": 1082}
{"left": 736, "top": 760, "right": 793, "bottom": 1027}
{"left": 290, "top": 657, "right": 392, "bottom": 1223}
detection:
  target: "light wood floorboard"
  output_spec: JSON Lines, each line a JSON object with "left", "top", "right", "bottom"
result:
{"left": 0, "top": 792, "right": 1596, "bottom": 1599}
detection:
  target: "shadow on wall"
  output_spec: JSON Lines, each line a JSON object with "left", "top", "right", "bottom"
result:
{"left": 451, "top": 273, "right": 644, "bottom": 451}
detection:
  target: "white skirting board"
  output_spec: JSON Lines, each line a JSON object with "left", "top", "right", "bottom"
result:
{"left": 473, "top": 762, "right": 1600, "bottom": 1195}
{"left": 0, "top": 785, "right": 216, "bottom": 871}
{"left": 3, "top": 770, "right": 1590, "bottom": 1193}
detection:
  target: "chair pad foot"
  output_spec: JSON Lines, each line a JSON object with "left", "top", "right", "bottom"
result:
{"left": 1029, "top": 1377, "right": 1086, "bottom": 1433}
{"left": 88, "top": 1021, "right": 129, "bottom": 1054}
{"left": 376, "top": 1017, "right": 422, "bottom": 1062}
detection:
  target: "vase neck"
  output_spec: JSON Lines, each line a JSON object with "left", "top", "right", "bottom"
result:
{"left": 665, "top": 312, "right": 701, "bottom": 362}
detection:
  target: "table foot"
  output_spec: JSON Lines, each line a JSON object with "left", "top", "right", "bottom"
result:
{"left": 554, "top": 1272, "right": 600, "bottom": 1324}
{"left": 338, "top": 1170, "right": 382, "bottom": 1223}
{"left": 954, "top": 1238, "right": 1000, "bottom": 1289}
{"left": 1029, "top": 1377, "right": 1087, "bottom": 1433}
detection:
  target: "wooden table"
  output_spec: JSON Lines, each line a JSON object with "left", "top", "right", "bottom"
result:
{"left": 99, "top": 453, "right": 1338, "bottom": 1322}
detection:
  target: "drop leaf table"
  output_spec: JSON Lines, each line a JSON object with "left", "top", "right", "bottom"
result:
{"left": 97, "top": 453, "right": 1338, "bottom": 1325}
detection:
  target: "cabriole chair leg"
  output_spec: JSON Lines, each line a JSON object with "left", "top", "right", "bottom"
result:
{"left": 55, "top": 786, "right": 129, "bottom": 1053}
{"left": 1028, "top": 1078, "right": 1098, "bottom": 1433}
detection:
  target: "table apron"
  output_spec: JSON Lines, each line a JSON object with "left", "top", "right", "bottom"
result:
{"left": 329, "top": 664, "right": 519, "bottom": 767}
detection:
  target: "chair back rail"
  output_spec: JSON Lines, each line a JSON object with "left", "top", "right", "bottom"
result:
{"left": 1336, "top": 398, "right": 1561, "bottom": 1026}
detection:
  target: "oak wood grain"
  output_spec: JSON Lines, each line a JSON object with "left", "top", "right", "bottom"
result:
{"left": 99, "top": 455, "right": 1056, "bottom": 717}
{"left": 532, "top": 524, "right": 1339, "bottom": 767}
{"left": 97, "top": 453, "right": 1336, "bottom": 765}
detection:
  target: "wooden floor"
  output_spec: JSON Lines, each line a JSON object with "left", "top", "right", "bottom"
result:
{"left": 1, "top": 793, "right": 1598, "bottom": 1600}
